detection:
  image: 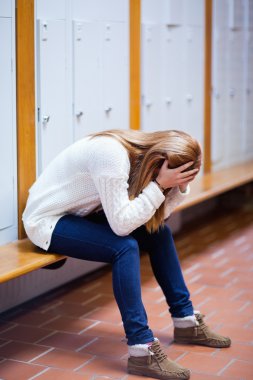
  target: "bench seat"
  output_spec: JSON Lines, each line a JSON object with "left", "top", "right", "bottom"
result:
{"left": 0, "top": 240, "right": 65, "bottom": 283}
{"left": 0, "top": 160, "right": 252, "bottom": 283}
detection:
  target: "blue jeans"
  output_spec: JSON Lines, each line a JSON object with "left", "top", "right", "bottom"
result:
{"left": 47, "top": 211, "right": 193, "bottom": 345}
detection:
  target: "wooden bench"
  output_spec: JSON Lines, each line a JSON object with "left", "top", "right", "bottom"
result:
{"left": 0, "top": 160, "right": 253, "bottom": 284}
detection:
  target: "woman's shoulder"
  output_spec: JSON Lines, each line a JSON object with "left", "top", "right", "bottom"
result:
{"left": 86, "top": 135, "right": 130, "bottom": 175}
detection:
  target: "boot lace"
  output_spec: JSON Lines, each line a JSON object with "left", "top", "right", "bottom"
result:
{"left": 195, "top": 313, "right": 209, "bottom": 334}
{"left": 149, "top": 342, "right": 167, "bottom": 363}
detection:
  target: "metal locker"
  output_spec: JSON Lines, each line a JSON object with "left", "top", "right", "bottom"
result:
{"left": 36, "top": 0, "right": 66, "bottom": 20}
{"left": 73, "top": 21, "right": 100, "bottom": 139}
{"left": 142, "top": 0, "right": 162, "bottom": 24}
{"left": 226, "top": 29, "right": 245, "bottom": 165}
{"left": 36, "top": 19, "right": 72, "bottom": 172}
{"left": 100, "top": 21, "right": 129, "bottom": 131}
{"left": 160, "top": 25, "right": 184, "bottom": 131}
{"left": 183, "top": 0, "right": 204, "bottom": 27}
{"left": 72, "top": 0, "right": 128, "bottom": 22}
{"left": 162, "top": 0, "right": 184, "bottom": 26}
{"left": 0, "top": 17, "right": 15, "bottom": 231}
{"left": 211, "top": 28, "right": 229, "bottom": 168}
{"left": 244, "top": 31, "right": 253, "bottom": 158}
{"left": 141, "top": 23, "right": 162, "bottom": 131}
{"left": 213, "top": 0, "right": 229, "bottom": 29}
{"left": 0, "top": 0, "right": 12, "bottom": 17}
{"left": 181, "top": 26, "right": 204, "bottom": 144}
{"left": 248, "top": 0, "right": 253, "bottom": 29}
{"left": 228, "top": 0, "right": 246, "bottom": 30}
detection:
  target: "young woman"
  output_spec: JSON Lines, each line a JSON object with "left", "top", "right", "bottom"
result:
{"left": 22, "top": 129, "right": 231, "bottom": 380}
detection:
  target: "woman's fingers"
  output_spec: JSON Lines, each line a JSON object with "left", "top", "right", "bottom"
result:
{"left": 178, "top": 175, "right": 196, "bottom": 184}
{"left": 175, "top": 161, "right": 194, "bottom": 173}
{"left": 179, "top": 168, "right": 199, "bottom": 178}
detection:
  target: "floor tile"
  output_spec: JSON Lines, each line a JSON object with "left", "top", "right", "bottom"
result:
{"left": 0, "top": 359, "right": 46, "bottom": 380}
{"left": 32, "top": 348, "right": 93, "bottom": 370}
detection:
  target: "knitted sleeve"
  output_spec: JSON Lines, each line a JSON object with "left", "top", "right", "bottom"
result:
{"left": 164, "top": 184, "right": 190, "bottom": 220}
{"left": 87, "top": 137, "right": 165, "bottom": 235}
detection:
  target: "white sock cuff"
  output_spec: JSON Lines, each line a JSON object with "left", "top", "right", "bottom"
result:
{"left": 173, "top": 313, "right": 199, "bottom": 328}
{"left": 128, "top": 337, "right": 158, "bottom": 357}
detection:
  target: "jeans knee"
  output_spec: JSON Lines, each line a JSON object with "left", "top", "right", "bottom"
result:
{"left": 114, "top": 236, "right": 139, "bottom": 261}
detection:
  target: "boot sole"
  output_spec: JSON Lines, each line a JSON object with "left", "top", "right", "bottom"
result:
{"left": 174, "top": 338, "right": 231, "bottom": 348}
{"left": 128, "top": 368, "right": 190, "bottom": 380}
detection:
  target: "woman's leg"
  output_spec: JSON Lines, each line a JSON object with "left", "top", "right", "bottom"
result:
{"left": 131, "top": 224, "right": 194, "bottom": 318}
{"left": 47, "top": 213, "right": 154, "bottom": 345}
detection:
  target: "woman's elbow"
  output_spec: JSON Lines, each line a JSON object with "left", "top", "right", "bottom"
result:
{"left": 110, "top": 222, "right": 133, "bottom": 237}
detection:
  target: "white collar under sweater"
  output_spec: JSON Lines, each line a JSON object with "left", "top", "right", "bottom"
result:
{"left": 22, "top": 135, "right": 190, "bottom": 251}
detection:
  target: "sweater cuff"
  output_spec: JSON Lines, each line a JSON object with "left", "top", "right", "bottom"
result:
{"left": 178, "top": 184, "right": 190, "bottom": 196}
{"left": 142, "top": 181, "right": 166, "bottom": 208}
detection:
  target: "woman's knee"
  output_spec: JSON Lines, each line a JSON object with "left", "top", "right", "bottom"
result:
{"left": 113, "top": 236, "right": 140, "bottom": 261}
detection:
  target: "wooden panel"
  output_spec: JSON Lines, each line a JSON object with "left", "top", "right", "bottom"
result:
{"left": 129, "top": 0, "right": 141, "bottom": 130}
{"left": 16, "top": 0, "right": 36, "bottom": 238}
{"left": 203, "top": 0, "right": 212, "bottom": 173}
{"left": 176, "top": 160, "right": 253, "bottom": 211}
{"left": 0, "top": 239, "right": 65, "bottom": 283}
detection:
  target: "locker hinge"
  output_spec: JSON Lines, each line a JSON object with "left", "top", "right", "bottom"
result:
{"left": 37, "top": 107, "right": 40, "bottom": 122}
{"left": 11, "top": 58, "right": 13, "bottom": 73}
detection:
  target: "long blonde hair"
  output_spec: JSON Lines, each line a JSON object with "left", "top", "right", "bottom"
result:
{"left": 89, "top": 129, "right": 202, "bottom": 233}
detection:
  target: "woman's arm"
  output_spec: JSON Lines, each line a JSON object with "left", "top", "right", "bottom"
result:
{"left": 164, "top": 185, "right": 190, "bottom": 220}
{"left": 87, "top": 137, "right": 165, "bottom": 236}
{"left": 93, "top": 175, "right": 165, "bottom": 235}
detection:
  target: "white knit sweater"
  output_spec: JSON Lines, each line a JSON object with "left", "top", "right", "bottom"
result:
{"left": 22, "top": 136, "right": 190, "bottom": 251}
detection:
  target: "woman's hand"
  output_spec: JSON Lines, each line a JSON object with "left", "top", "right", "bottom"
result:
{"left": 156, "top": 160, "right": 199, "bottom": 191}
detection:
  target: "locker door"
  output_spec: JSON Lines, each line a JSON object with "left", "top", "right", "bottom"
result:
{"left": 0, "top": 17, "right": 15, "bottom": 230}
{"left": 73, "top": 21, "right": 100, "bottom": 139}
{"left": 244, "top": 31, "right": 253, "bottom": 158}
{"left": 100, "top": 21, "right": 129, "bottom": 131}
{"left": 226, "top": 30, "right": 245, "bottom": 165}
{"left": 160, "top": 25, "right": 184, "bottom": 131}
{"left": 141, "top": 23, "right": 161, "bottom": 131}
{"left": 37, "top": 19, "right": 72, "bottom": 172}
{"left": 213, "top": 0, "right": 229, "bottom": 29}
{"left": 228, "top": 0, "right": 246, "bottom": 29}
{"left": 162, "top": 0, "right": 183, "bottom": 25}
{"left": 181, "top": 26, "right": 204, "bottom": 143}
{"left": 183, "top": 0, "right": 204, "bottom": 27}
{"left": 0, "top": 0, "right": 12, "bottom": 17}
{"left": 211, "top": 28, "right": 228, "bottom": 168}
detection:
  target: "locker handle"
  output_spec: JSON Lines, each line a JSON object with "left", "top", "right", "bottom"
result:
{"left": 76, "top": 111, "right": 83, "bottom": 117}
{"left": 165, "top": 97, "right": 172, "bottom": 104}
{"left": 105, "top": 107, "right": 112, "bottom": 113}
{"left": 42, "top": 115, "right": 50, "bottom": 124}
{"left": 186, "top": 94, "right": 193, "bottom": 102}
{"left": 229, "top": 88, "right": 235, "bottom": 98}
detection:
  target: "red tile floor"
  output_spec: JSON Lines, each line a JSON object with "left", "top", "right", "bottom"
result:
{"left": 0, "top": 199, "right": 253, "bottom": 380}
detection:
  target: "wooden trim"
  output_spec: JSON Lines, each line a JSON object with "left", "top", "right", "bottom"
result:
{"left": 16, "top": 0, "right": 36, "bottom": 239}
{"left": 129, "top": 0, "right": 141, "bottom": 130}
{"left": 203, "top": 0, "right": 212, "bottom": 173}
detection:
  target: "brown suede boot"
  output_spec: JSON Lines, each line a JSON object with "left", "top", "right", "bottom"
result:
{"left": 128, "top": 340, "right": 191, "bottom": 380}
{"left": 174, "top": 313, "right": 231, "bottom": 348}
